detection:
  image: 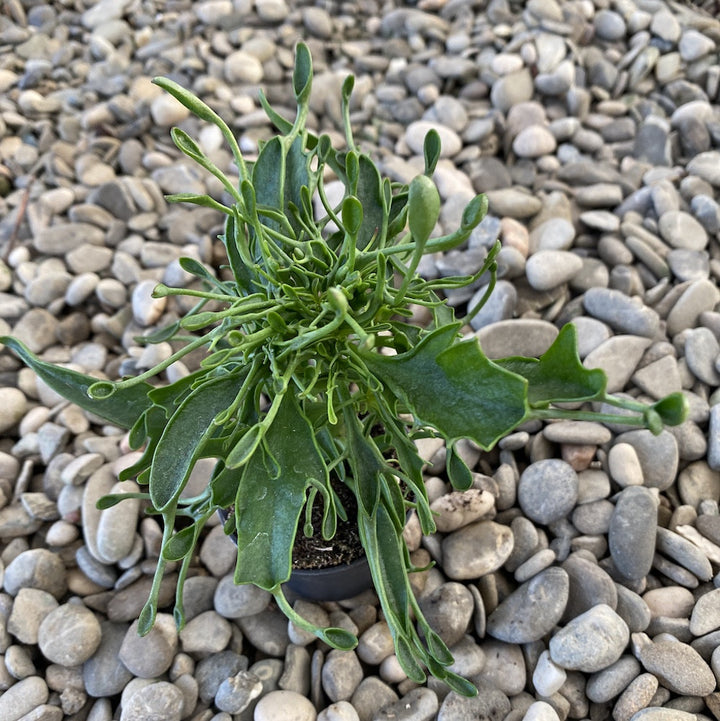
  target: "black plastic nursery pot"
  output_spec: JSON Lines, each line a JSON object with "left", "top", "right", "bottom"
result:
{"left": 216, "top": 508, "right": 375, "bottom": 602}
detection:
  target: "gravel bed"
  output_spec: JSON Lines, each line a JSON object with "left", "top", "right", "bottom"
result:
{"left": 1, "top": 1, "right": 720, "bottom": 720}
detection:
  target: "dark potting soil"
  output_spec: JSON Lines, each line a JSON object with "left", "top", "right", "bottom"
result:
{"left": 291, "top": 478, "right": 365, "bottom": 570}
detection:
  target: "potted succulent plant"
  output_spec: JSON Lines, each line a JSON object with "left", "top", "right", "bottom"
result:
{"left": 1, "top": 43, "right": 688, "bottom": 695}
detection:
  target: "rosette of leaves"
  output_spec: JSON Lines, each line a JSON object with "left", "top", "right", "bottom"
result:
{"left": 1, "top": 43, "right": 688, "bottom": 695}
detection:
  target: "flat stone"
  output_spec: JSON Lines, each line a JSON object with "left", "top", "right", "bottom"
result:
{"left": 609, "top": 486, "right": 657, "bottom": 581}
{"left": 429, "top": 489, "right": 494, "bottom": 533}
{"left": 442, "top": 521, "right": 514, "bottom": 580}
{"left": 512, "top": 125, "right": 557, "bottom": 158}
{"left": 37, "top": 601, "right": 102, "bottom": 666}
{"left": 215, "top": 670, "right": 263, "bottom": 714}
{"left": 561, "top": 555, "right": 617, "bottom": 620}
{"left": 634, "top": 635, "right": 716, "bottom": 695}
{"left": 253, "top": 690, "right": 319, "bottom": 721}
{"left": 179, "top": 610, "right": 232, "bottom": 655}
{"left": 473, "top": 639, "right": 526, "bottom": 696}
{"left": 614, "top": 430, "right": 678, "bottom": 492}
{"left": 374, "top": 687, "right": 439, "bottom": 721}
{"left": 213, "top": 574, "right": 271, "bottom": 618}
{"left": 417, "top": 582, "right": 474, "bottom": 647}
{"left": 82, "top": 620, "right": 134, "bottom": 697}
{"left": 0, "top": 676, "right": 49, "bottom": 721}
{"left": 518, "top": 459, "right": 578, "bottom": 525}
{"left": 687, "top": 151, "right": 720, "bottom": 186}
{"left": 583, "top": 288, "right": 660, "bottom": 338}
{"left": 119, "top": 614, "right": 179, "bottom": 678}
{"left": 525, "top": 250, "right": 583, "bottom": 291}
{"left": 658, "top": 210, "right": 708, "bottom": 251}
{"left": 491, "top": 69, "right": 534, "bottom": 113}
{"left": 667, "top": 279, "right": 720, "bottom": 336}
{"left": 485, "top": 188, "right": 542, "bottom": 218}
{"left": 3, "top": 548, "right": 67, "bottom": 599}
{"left": 584, "top": 335, "right": 652, "bottom": 393}
{"left": 549, "top": 604, "right": 629, "bottom": 672}
{"left": 486, "top": 567, "right": 569, "bottom": 643}
{"left": 437, "top": 681, "right": 510, "bottom": 721}
{"left": 120, "top": 681, "right": 184, "bottom": 721}
{"left": 586, "top": 655, "right": 641, "bottom": 703}
{"left": 655, "top": 526, "right": 713, "bottom": 581}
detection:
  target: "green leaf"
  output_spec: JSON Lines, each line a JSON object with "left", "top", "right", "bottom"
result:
{"left": 137, "top": 601, "right": 156, "bottom": 636}
{"left": 153, "top": 77, "right": 225, "bottom": 126}
{"left": 0, "top": 336, "right": 152, "bottom": 429}
{"left": 423, "top": 129, "right": 441, "bottom": 175}
{"left": 394, "top": 634, "right": 427, "bottom": 684}
{"left": 359, "top": 504, "right": 409, "bottom": 632}
{"left": 496, "top": 324, "right": 606, "bottom": 406}
{"left": 363, "top": 325, "right": 529, "bottom": 450}
{"left": 165, "top": 193, "right": 232, "bottom": 214}
{"left": 150, "top": 372, "right": 246, "bottom": 511}
{"left": 162, "top": 525, "right": 198, "bottom": 561}
{"left": 342, "top": 411, "right": 383, "bottom": 517}
{"left": 356, "top": 155, "right": 386, "bottom": 250}
{"left": 233, "top": 393, "right": 327, "bottom": 589}
{"left": 226, "top": 424, "right": 263, "bottom": 469}
{"left": 95, "top": 492, "right": 149, "bottom": 509}
{"left": 461, "top": 194, "right": 488, "bottom": 229}
{"left": 293, "top": 41, "right": 313, "bottom": 104}
{"left": 320, "top": 627, "right": 358, "bottom": 650}
{"left": 444, "top": 672, "right": 478, "bottom": 697}
{"left": 651, "top": 392, "right": 689, "bottom": 427}
{"left": 408, "top": 175, "right": 440, "bottom": 245}
{"left": 446, "top": 444, "right": 473, "bottom": 491}
{"left": 342, "top": 196, "right": 363, "bottom": 236}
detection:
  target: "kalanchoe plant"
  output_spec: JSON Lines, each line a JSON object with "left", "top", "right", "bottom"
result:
{"left": 1, "top": 43, "right": 688, "bottom": 695}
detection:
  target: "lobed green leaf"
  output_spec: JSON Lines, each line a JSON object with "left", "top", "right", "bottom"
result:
{"left": 0, "top": 336, "right": 152, "bottom": 429}
{"left": 363, "top": 325, "right": 529, "bottom": 450}
{"left": 150, "top": 372, "right": 247, "bottom": 511}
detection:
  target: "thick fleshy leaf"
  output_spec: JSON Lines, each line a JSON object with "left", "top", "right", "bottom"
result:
{"left": 292, "top": 41, "right": 313, "bottom": 104}
{"left": 363, "top": 325, "right": 529, "bottom": 450}
{"left": 150, "top": 372, "right": 246, "bottom": 511}
{"left": 651, "top": 392, "right": 689, "bottom": 427}
{"left": 496, "top": 324, "right": 606, "bottom": 406}
{"left": 233, "top": 393, "right": 327, "bottom": 590}
{"left": 342, "top": 411, "right": 383, "bottom": 517}
{"left": 356, "top": 155, "right": 385, "bottom": 250}
{"left": 0, "top": 336, "right": 152, "bottom": 428}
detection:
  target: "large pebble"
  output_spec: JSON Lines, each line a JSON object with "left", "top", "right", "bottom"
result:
{"left": 658, "top": 210, "right": 708, "bottom": 251}
{"left": 119, "top": 614, "right": 179, "bottom": 678}
{"left": 253, "top": 691, "right": 317, "bottom": 721}
{"left": 549, "top": 604, "right": 629, "bottom": 672}
{"left": 0, "top": 676, "right": 49, "bottom": 721}
{"left": 3, "top": 548, "right": 67, "bottom": 599}
{"left": 486, "top": 567, "right": 568, "bottom": 643}
{"left": 429, "top": 489, "right": 494, "bottom": 532}
{"left": 614, "top": 430, "right": 678, "bottom": 491}
{"left": 38, "top": 601, "right": 102, "bottom": 666}
{"left": 83, "top": 620, "right": 133, "bottom": 697}
{"left": 634, "top": 634, "right": 716, "bottom": 695}
{"left": 441, "top": 521, "right": 514, "bottom": 579}
{"left": 438, "top": 681, "right": 511, "bottom": 721}
{"left": 120, "top": 681, "right": 184, "bottom": 721}
{"left": 583, "top": 288, "right": 660, "bottom": 338}
{"left": 518, "top": 459, "right": 578, "bottom": 525}
{"left": 525, "top": 250, "right": 582, "bottom": 291}
{"left": 373, "top": 688, "right": 438, "bottom": 721}
{"left": 321, "top": 650, "right": 364, "bottom": 702}
{"left": 417, "top": 583, "right": 473, "bottom": 647}
{"left": 608, "top": 486, "right": 657, "bottom": 581}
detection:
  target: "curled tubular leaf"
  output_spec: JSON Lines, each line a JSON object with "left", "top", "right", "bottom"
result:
{"left": 408, "top": 175, "right": 440, "bottom": 245}
{"left": 423, "top": 129, "right": 442, "bottom": 176}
